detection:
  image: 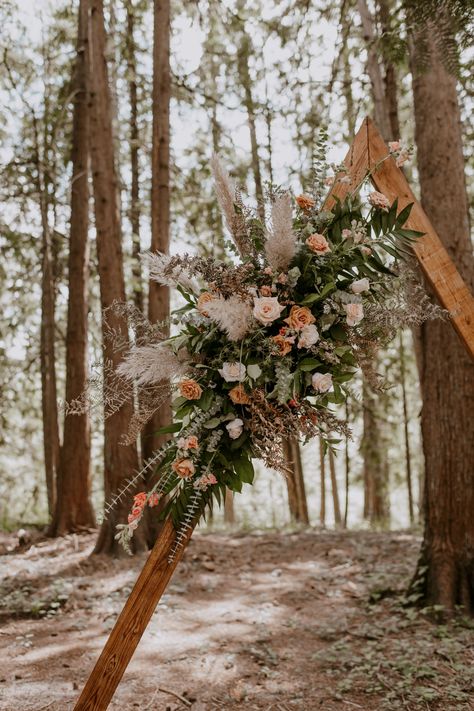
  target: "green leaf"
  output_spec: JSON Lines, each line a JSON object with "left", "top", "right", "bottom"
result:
{"left": 233, "top": 454, "right": 254, "bottom": 484}
{"left": 329, "top": 324, "right": 347, "bottom": 341}
{"left": 196, "top": 389, "right": 214, "bottom": 412}
{"left": 298, "top": 358, "right": 322, "bottom": 371}
{"left": 395, "top": 202, "right": 414, "bottom": 227}
{"left": 155, "top": 422, "right": 182, "bottom": 435}
{"left": 203, "top": 417, "right": 221, "bottom": 429}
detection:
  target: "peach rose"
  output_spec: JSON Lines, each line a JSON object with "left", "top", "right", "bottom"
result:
{"left": 197, "top": 292, "right": 216, "bottom": 317}
{"left": 171, "top": 458, "right": 196, "bottom": 479}
{"left": 306, "top": 233, "right": 331, "bottom": 254}
{"left": 259, "top": 285, "right": 273, "bottom": 297}
{"left": 271, "top": 334, "right": 293, "bottom": 356}
{"left": 228, "top": 384, "right": 251, "bottom": 405}
{"left": 253, "top": 296, "right": 285, "bottom": 326}
{"left": 368, "top": 191, "right": 390, "bottom": 211}
{"left": 344, "top": 302, "right": 364, "bottom": 326}
{"left": 179, "top": 379, "right": 202, "bottom": 400}
{"left": 133, "top": 492, "right": 147, "bottom": 508}
{"left": 284, "top": 305, "right": 316, "bottom": 330}
{"left": 296, "top": 194, "right": 316, "bottom": 211}
{"left": 177, "top": 435, "right": 199, "bottom": 450}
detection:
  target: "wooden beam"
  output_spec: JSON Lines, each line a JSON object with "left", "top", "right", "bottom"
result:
{"left": 73, "top": 519, "right": 193, "bottom": 711}
{"left": 325, "top": 117, "right": 474, "bottom": 359}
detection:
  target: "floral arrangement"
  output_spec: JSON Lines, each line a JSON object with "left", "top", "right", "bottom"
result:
{"left": 113, "top": 147, "right": 423, "bottom": 557}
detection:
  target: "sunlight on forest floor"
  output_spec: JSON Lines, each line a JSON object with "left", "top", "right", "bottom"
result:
{"left": 1, "top": 529, "right": 474, "bottom": 711}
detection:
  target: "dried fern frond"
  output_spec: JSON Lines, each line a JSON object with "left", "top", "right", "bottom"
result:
{"left": 211, "top": 154, "right": 255, "bottom": 259}
{"left": 264, "top": 192, "right": 297, "bottom": 271}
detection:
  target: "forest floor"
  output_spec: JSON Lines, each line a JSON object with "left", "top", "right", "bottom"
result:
{"left": 1, "top": 527, "right": 474, "bottom": 711}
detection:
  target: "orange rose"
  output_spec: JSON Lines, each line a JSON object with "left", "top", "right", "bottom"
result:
{"left": 271, "top": 334, "right": 293, "bottom": 356}
{"left": 259, "top": 285, "right": 273, "bottom": 297}
{"left": 197, "top": 292, "right": 215, "bottom": 317}
{"left": 171, "top": 458, "right": 196, "bottom": 479}
{"left": 296, "top": 194, "right": 315, "bottom": 211}
{"left": 306, "top": 233, "right": 331, "bottom": 254}
{"left": 179, "top": 379, "right": 202, "bottom": 400}
{"left": 284, "top": 305, "right": 316, "bottom": 330}
{"left": 228, "top": 384, "right": 251, "bottom": 405}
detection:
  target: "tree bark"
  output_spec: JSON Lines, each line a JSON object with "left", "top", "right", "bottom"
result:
{"left": 399, "top": 331, "right": 414, "bottom": 525}
{"left": 357, "top": 0, "right": 392, "bottom": 140}
{"left": 237, "top": 28, "right": 265, "bottom": 220}
{"left": 329, "top": 447, "right": 342, "bottom": 527}
{"left": 361, "top": 378, "right": 389, "bottom": 526}
{"left": 88, "top": 0, "right": 144, "bottom": 555}
{"left": 125, "top": 0, "right": 143, "bottom": 316}
{"left": 409, "top": 19, "right": 474, "bottom": 614}
{"left": 50, "top": 0, "right": 95, "bottom": 535}
{"left": 34, "top": 113, "right": 60, "bottom": 520}
{"left": 319, "top": 438, "right": 326, "bottom": 527}
{"left": 142, "top": 0, "right": 172, "bottom": 545}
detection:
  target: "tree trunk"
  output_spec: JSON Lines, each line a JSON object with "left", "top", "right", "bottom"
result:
{"left": 377, "top": 0, "right": 401, "bottom": 139}
{"left": 88, "top": 0, "right": 144, "bottom": 555}
{"left": 283, "top": 438, "right": 309, "bottom": 524}
{"left": 143, "top": 0, "right": 172, "bottom": 545}
{"left": 361, "top": 378, "right": 389, "bottom": 526}
{"left": 33, "top": 112, "right": 60, "bottom": 520}
{"left": 344, "top": 402, "right": 350, "bottom": 528}
{"left": 357, "top": 0, "right": 392, "bottom": 140}
{"left": 50, "top": 0, "right": 95, "bottom": 535}
{"left": 319, "top": 438, "right": 326, "bottom": 527}
{"left": 237, "top": 29, "right": 265, "bottom": 220}
{"left": 125, "top": 0, "right": 143, "bottom": 316}
{"left": 399, "top": 331, "right": 414, "bottom": 525}
{"left": 224, "top": 490, "right": 235, "bottom": 525}
{"left": 328, "top": 448, "right": 342, "bottom": 527}
{"left": 409, "top": 19, "right": 474, "bottom": 614}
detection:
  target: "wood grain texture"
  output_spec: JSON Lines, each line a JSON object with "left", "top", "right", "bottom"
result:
{"left": 73, "top": 518, "right": 193, "bottom": 711}
{"left": 324, "top": 117, "right": 474, "bottom": 359}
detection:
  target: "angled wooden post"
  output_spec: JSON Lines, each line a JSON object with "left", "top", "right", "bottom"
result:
{"left": 73, "top": 519, "right": 194, "bottom": 710}
{"left": 74, "top": 117, "right": 474, "bottom": 711}
{"left": 325, "top": 117, "right": 474, "bottom": 359}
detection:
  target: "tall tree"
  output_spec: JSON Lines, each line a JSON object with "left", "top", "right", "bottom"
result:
{"left": 88, "top": 0, "right": 144, "bottom": 554}
{"left": 50, "top": 0, "right": 95, "bottom": 535}
{"left": 125, "top": 0, "right": 144, "bottom": 316}
{"left": 408, "top": 13, "right": 474, "bottom": 613}
{"left": 142, "top": 0, "right": 172, "bottom": 544}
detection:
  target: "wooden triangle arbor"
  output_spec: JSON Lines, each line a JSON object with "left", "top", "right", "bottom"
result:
{"left": 73, "top": 118, "right": 474, "bottom": 711}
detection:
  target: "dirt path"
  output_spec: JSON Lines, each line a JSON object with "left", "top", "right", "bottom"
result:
{"left": 1, "top": 528, "right": 473, "bottom": 711}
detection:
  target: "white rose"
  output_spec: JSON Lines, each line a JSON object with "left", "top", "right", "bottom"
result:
{"left": 344, "top": 302, "right": 364, "bottom": 326}
{"left": 350, "top": 278, "right": 370, "bottom": 294}
{"left": 218, "top": 362, "right": 246, "bottom": 382}
{"left": 312, "top": 372, "right": 333, "bottom": 393}
{"left": 226, "top": 418, "right": 244, "bottom": 440}
{"left": 297, "top": 324, "right": 320, "bottom": 349}
{"left": 253, "top": 297, "right": 285, "bottom": 326}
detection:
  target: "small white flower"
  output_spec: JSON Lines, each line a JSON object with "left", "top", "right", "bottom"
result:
{"left": 226, "top": 418, "right": 244, "bottom": 440}
{"left": 312, "top": 372, "right": 333, "bottom": 393}
{"left": 253, "top": 296, "right": 285, "bottom": 326}
{"left": 344, "top": 302, "right": 364, "bottom": 326}
{"left": 350, "top": 278, "right": 370, "bottom": 294}
{"left": 297, "top": 324, "right": 320, "bottom": 349}
{"left": 218, "top": 362, "right": 246, "bottom": 382}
